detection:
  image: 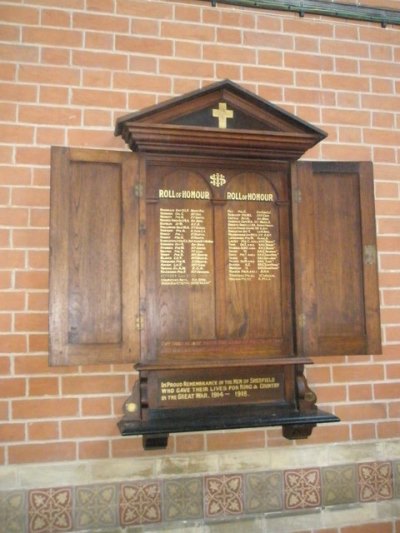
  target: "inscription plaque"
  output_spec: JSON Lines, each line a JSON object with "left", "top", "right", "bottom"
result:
{"left": 158, "top": 371, "right": 283, "bottom": 407}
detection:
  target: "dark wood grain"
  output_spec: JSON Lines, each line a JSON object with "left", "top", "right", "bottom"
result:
{"left": 141, "top": 156, "right": 293, "bottom": 363}
{"left": 68, "top": 160, "right": 122, "bottom": 345}
{"left": 291, "top": 161, "right": 381, "bottom": 356}
{"left": 49, "top": 147, "right": 140, "bottom": 366}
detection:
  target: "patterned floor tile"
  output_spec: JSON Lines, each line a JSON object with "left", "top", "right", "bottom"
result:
{"left": 120, "top": 481, "right": 161, "bottom": 527}
{"left": 163, "top": 477, "right": 203, "bottom": 521}
{"left": 74, "top": 483, "right": 118, "bottom": 530}
{"left": 0, "top": 490, "right": 27, "bottom": 533}
{"left": 322, "top": 464, "right": 357, "bottom": 506}
{"left": 358, "top": 461, "right": 393, "bottom": 502}
{"left": 244, "top": 471, "right": 283, "bottom": 513}
{"left": 205, "top": 474, "right": 243, "bottom": 519}
{"left": 284, "top": 468, "right": 321, "bottom": 510}
{"left": 28, "top": 487, "right": 73, "bottom": 533}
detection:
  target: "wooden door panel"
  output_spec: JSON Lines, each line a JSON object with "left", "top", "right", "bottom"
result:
{"left": 292, "top": 161, "right": 381, "bottom": 356}
{"left": 314, "top": 171, "right": 364, "bottom": 337}
{"left": 49, "top": 147, "right": 140, "bottom": 366}
{"left": 68, "top": 161, "right": 122, "bottom": 345}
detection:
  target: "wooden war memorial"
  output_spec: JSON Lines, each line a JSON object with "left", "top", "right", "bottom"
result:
{"left": 49, "top": 81, "right": 381, "bottom": 449}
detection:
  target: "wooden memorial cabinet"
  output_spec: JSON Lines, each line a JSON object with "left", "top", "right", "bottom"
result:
{"left": 49, "top": 80, "right": 381, "bottom": 449}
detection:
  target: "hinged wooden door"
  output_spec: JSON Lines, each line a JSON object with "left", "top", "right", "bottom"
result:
{"left": 49, "top": 147, "right": 140, "bottom": 365}
{"left": 292, "top": 161, "right": 381, "bottom": 356}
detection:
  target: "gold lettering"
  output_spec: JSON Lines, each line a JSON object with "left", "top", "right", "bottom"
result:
{"left": 159, "top": 376, "right": 281, "bottom": 403}
{"left": 210, "top": 173, "right": 226, "bottom": 187}
{"left": 159, "top": 207, "right": 213, "bottom": 287}
{"left": 159, "top": 189, "right": 210, "bottom": 200}
{"left": 227, "top": 209, "right": 280, "bottom": 282}
{"left": 226, "top": 191, "right": 274, "bottom": 202}
{"left": 250, "top": 377, "right": 276, "bottom": 384}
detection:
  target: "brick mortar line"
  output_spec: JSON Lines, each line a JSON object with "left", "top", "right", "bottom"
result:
{"left": 2, "top": 35, "right": 400, "bottom": 59}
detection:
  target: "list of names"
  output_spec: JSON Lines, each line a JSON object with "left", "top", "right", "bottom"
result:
{"left": 159, "top": 208, "right": 213, "bottom": 286}
{"left": 227, "top": 209, "right": 280, "bottom": 281}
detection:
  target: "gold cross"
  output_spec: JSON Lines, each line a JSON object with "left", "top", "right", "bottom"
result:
{"left": 212, "top": 102, "right": 234, "bottom": 129}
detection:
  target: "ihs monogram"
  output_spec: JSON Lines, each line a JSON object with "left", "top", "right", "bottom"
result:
{"left": 209, "top": 173, "right": 226, "bottom": 187}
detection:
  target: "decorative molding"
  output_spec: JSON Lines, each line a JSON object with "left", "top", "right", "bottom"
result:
{"left": 207, "top": 0, "right": 400, "bottom": 27}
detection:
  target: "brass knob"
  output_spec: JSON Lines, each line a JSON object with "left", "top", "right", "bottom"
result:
{"left": 126, "top": 402, "right": 137, "bottom": 413}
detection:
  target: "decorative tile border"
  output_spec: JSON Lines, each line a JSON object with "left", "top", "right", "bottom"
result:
{"left": 120, "top": 481, "right": 161, "bottom": 527}
{"left": 205, "top": 474, "right": 243, "bottom": 518}
{"left": 28, "top": 487, "right": 73, "bottom": 533}
{"left": 244, "top": 470, "right": 283, "bottom": 513}
{"left": 358, "top": 461, "right": 393, "bottom": 502}
{"left": 0, "top": 460, "right": 398, "bottom": 531}
{"left": 394, "top": 460, "right": 400, "bottom": 499}
{"left": 163, "top": 477, "right": 203, "bottom": 522}
{"left": 0, "top": 490, "right": 26, "bottom": 533}
{"left": 284, "top": 467, "right": 321, "bottom": 510}
{"left": 322, "top": 464, "right": 357, "bottom": 506}
{"left": 75, "top": 484, "right": 118, "bottom": 531}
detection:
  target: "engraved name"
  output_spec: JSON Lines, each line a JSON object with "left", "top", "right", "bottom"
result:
{"left": 159, "top": 208, "right": 213, "bottom": 286}
{"left": 228, "top": 209, "right": 280, "bottom": 282}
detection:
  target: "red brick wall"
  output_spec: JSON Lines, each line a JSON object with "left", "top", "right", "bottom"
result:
{"left": 0, "top": 0, "right": 399, "bottom": 465}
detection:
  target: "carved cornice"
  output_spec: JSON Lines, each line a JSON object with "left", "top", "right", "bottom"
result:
{"left": 120, "top": 123, "right": 323, "bottom": 160}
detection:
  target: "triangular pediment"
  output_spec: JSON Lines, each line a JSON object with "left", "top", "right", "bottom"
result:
{"left": 115, "top": 80, "right": 326, "bottom": 160}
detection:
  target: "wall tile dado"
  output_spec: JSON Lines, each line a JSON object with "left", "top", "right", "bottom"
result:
{"left": 75, "top": 484, "right": 118, "bottom": 531}
{"left": 1, "top": 459, "right": 400, "bottom": 532}
{"left": 358, "top": 461, "right": 393, "bottom": 502}
{"left": 28, "top": 487, "right": 73, "bottom": 533}
{"left": 244, "top": 470, "right": 283, "bottom": 513}
{"left": 163, "top": 477, "right": 204, "bottom": 522}
{"left": 0, "top": 490, "right": 26, "bottom": 533}
{"left": 321, "top": 464, "right": 357, "bottom": 506}
{"left": 120, "top": 481, "right": 162, "bottom": 528}
{"left": 284, "top": 468, "right": 321, "bottom": 510}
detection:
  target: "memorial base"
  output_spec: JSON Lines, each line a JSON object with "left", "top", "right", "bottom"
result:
{"left": 119, "top": 405, "right": 339, "bottom": 450}
{"left": 118, "top": 360, "right": 340, "bottom": 450}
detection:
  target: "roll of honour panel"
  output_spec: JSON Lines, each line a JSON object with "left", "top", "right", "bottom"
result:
{"left": 142, "top": 158, "right": 293, "bottom": 363}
